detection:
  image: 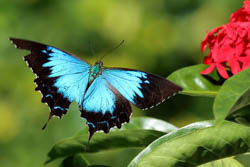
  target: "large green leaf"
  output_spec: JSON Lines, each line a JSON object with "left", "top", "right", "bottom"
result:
{"left": 76, "top": 117, "right": 177, "bottom": 136}
{"left": 167, "top": 64, "right": 221, "bottom": 97}
{"left": 46, "top": 129, "right": 164, "bottom": 164}
{"left": 121, "top": 117, "right": 178, "bottom": 133}
{"left": 128, "top": 121, "right": 250, "bottom": 167}
{"left": 236, "top": 153, "right": 250, "bottom": 166}
{"left": 227, "top": 106, "right": 250, "bottom": 126}
{"left": 213, "top": 68, "right": 250, "bottom": 123}
{"left": 60, "top": 153, "right": 111, "bottom": 167}
{"left": 60, "top": 153, "right": 90, "bottom": 167}
{"left": 198, "top": 157, "right": 244, "bottom": 167}
{"left": 83, "top": 148, "right": 142, "bottom": 167}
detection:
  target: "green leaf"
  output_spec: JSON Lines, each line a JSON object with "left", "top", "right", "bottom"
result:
{"left": 46, "top": 129, "right": 164, "bottom": 164}
{"left": 83, "top": 148, "right": 142, "bottom": 167}
{"left": 88, "top": 166, "right": 111, "bottom": 167}
{"left": 128, "top": 121, "right": 250, "bottom": 167}
{"left": 60, "top": 153, "right": 90, "bottom": 167}
{"left": 60, "top": 153, "right": 110, "bottom": 167}
{"left": 213, "top": 68, "right": 250, "bottom": 123}
{"left": 121, "top": 117, "right": 178, "bottom": 133}
{"left": 236, "top": 153, "right": 250, "bottom": 166}
{"left": 167, "top": 64, "right": 221, "bottom": 97}
{"left": 198, "top": 157, "right": 244, "bottom": 167}
{"left": 76, "top": 117, "right": 177, "bottom": 137}
{"left": 227, "top": 106, "right": 250, "bottom": 126}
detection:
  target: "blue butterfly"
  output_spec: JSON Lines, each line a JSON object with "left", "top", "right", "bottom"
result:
{"left": 10, "top": 38, "right": 182, "bottom": 140}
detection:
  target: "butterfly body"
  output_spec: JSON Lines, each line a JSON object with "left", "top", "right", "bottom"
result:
{"left": 10, "top": 38, "right": 182, "bottom": 140}
{"left": 88, "top": 61, "right": 103, "bottom": 84}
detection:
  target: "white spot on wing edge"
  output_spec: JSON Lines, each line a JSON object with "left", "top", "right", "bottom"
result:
{"left": 141, "top": 89, "right": 181, "bottom": 110}
{"left": 9, "top": 38, "right": 17, "bottom": 48}
{"left": 23, "top": 56, "right": 54, "bottom": 113}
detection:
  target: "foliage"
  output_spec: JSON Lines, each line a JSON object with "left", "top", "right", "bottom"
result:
{"left": 167, "top": 64, "right": 221, "bottom": 97}
{"left": 213, "top": 69, "right": 250, "bottom": 123}
{"left": 129, "top": 121, "right": 250, "bottom": 167}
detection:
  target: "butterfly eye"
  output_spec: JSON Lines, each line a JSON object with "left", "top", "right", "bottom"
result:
{"left": 99, "top": 61, "right": 103, "bottom": 67}
{"left": 95, "top": 60, "right": 103, "bottom": 67}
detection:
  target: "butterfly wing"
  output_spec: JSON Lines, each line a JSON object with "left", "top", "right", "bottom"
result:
{"left": 81, "top": 75, "right": 132, "bottom": 139}
{"left": 102, "top": 68, "right": 183, "bottom": 110}
{"left": 10, "top": 38, "right": 91, "bottom": 119}
{"left": 81, "top": 68, "right": 182, "bottom": 139}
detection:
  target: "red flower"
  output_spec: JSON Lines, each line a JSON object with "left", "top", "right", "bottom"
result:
{"left": 201, "top": 0, "right": 250, "bottom": 79}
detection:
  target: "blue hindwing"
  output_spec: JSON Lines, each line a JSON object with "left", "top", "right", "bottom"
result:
{"left": 82, "top": 76, "right": 116, "bottom": 115}
{"left": 81, "top": 75, "right": 132, "bottom": 138}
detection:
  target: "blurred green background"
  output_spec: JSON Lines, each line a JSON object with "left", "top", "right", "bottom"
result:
{"left": 0, "top": 0, "right": 243, "bottom": 166}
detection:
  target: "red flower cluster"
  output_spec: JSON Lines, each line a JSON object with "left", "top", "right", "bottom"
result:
{"left": 201, "top": 0, "right": 250, "bottom": 79}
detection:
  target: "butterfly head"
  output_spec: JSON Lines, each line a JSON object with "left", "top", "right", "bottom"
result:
{"left": 95, "top": 60, "right": 103, "bottom": 67}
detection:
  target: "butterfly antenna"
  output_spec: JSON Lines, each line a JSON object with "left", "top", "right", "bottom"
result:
{"left": 99, "top": 40, "right": 125, "bottom": 61}
{"left": 89, "top": 41, "right": 96, "bottom": 58}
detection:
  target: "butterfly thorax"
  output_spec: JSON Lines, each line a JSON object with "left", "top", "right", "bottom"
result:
{"left": 88, "top": 61, "right": 103, "bottom": 83}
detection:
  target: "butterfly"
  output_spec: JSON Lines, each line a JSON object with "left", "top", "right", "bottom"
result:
{"left": 9, "top": 38, "right": 182, "bottom": 141}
